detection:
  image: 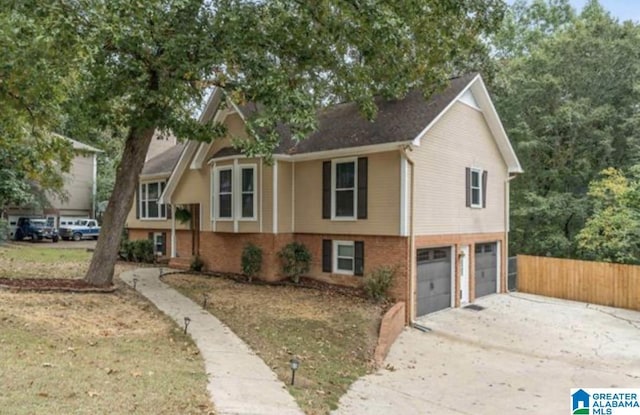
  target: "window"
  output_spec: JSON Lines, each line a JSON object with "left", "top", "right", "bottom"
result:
{"left": 217, "top": 168, "right": 233, "bottom": 219}
{"left": 470, "top": 169, "right": 482, "bottom": 207}
{"left": 333, "top": 159, "right": 357, "bottom": 218}
{"left": 240, "top": 166, "right": 256, "bottom": 219}
{"left": 466, "top": 168, "right": 487, "bottom": 209}
{"left": 140, "top": 181, "right": 166, "bottom": 219}
{"left": 213, "top": 164, "right": 257, "bottom": 220}
{"left": 333, "top": 241, "right": 355, "bottom": 274}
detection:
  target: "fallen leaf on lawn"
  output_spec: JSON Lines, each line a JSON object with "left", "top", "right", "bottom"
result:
{"left": 131, "top": 371, "right": 142, "bottom": 378}
{"left": 87, "top": 391, "right": 99, "bottom": 398}
{"left": 42, "top": 362, "right": 53, "bottom": 368}
{"left": 37, "top": 392, "right": 49, "bottom": 398}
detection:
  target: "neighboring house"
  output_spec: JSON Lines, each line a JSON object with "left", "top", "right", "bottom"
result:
{"left": 6, "top": 136, "right": 101, "bottom": 235}
{"left": 126, "top": 73, "right": 522, "bottom": 322}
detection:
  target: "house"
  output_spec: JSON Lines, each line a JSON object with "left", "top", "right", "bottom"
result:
{"left": 126, "top": 73, "right": 522, "bottom": 322}
{"left": 572, "top": 389, "right": 590, "bottom": 413}
{"left": 6, "top": 136, "right": 102, "bottom": 234}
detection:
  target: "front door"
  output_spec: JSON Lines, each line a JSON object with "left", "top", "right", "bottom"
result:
{"left": 460, "top": 245, "right": 470, "bottom": 303}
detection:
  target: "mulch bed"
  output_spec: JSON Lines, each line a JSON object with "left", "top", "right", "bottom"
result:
{"left": 0, "top": 278, "right": 116, "bottom": 293}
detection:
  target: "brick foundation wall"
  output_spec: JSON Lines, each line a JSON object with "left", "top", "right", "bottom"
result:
{"left": 198, "top": 232, "right": 294, "bottom": 281}
{"left": 294, "top": 233, "right": 410, "bottom": 303}
{"left": 374, "top": 302, "right": 406, "bottom": 365}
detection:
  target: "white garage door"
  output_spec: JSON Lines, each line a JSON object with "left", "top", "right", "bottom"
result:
{"left": 417, "top": 247, "right": 452, "bottom": 316}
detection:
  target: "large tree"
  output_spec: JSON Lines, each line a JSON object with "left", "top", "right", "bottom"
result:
{"left": 7, "top": 0, "right": 505, "bottom": 285}
{"left": 491, "top": 0, "right": 640, "bottom": 258}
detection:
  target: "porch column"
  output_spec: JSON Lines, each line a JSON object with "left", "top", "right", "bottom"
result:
{"left": 170, "top": 204, "right": 177, "bottom": 258}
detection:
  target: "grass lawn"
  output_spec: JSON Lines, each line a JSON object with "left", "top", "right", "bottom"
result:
{"left": 0, "top": 244, "right": 213, "bottom": 414}
{"left": 164, "top": 273, "right": 384, "bottom": 415}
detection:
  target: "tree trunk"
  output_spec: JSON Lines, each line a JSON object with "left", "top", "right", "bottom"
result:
{"left": 84, "top": 126, "right": 155, "bottom": 286}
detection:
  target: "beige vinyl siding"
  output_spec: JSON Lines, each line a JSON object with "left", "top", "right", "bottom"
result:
{"left": 277, "top": 161, "right": 293, "bottom": 233}
{"left": 294, "top": 151, "right": 401, "bottom": 236}
{"left": 413, "top": 101, "right": 507, "bottom": 235}
{"left": 171, "top": 167, "right": 211, "bottom": 230}
{"left": 262, "top": 163, "right": 273, "bottom": 233}
{"left": 51, "top": 154, "right": 94, "bottom": 212}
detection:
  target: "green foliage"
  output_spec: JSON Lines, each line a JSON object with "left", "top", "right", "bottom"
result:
{"left": 278, "top": 242, "right": 311, "bottom": 284}
{"left": 491, "top": 1, "right": 640, "bottom": 258}
{"left": 363, "top": 266, "right": 396, "bottom": 303}
{"left": 5, "top": 1, "right": 507, "bottom": 285}
{"left": 190, "top": 255, "right": 204, "bottom": 272}
{"left": 174, "top": 207, "right": 192, "bottom": 224}
{"left": 576, "top": 168, "right": 640, "bottom": 264}
{"left": 121, "top": 239, "right": 155, "bottom": 263}
{"left": 241, "top": 243, "right": 263, "bottom": 283}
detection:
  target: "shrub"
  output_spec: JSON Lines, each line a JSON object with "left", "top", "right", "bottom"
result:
{"left": 190, "top": 255, "right": 204, "bottom": 272}
{"left": 121, "top": 239, "right": 155, "bottom": 263}
{"left": 363, "top": 266, "right": 396, "bottom": 302}
{"left": 241, "top": 243, "right": 262, "bottom": 282}
{"left": 278, "top": 242, "right": 311, "bottom": 284}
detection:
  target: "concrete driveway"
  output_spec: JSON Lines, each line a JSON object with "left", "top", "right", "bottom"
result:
{"left": 333, "top": 293, "right": 640, "bottom": 415}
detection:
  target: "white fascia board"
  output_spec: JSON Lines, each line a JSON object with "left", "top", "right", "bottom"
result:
{"left": 469, "top": 78, "right": 523, "bottom": 174}
{"left": 158, "top": 142, "right": 198, "bottom": 204}
{"left": 190, "top": 109, "right": 232, "bottom": 170}
{"left": 411, "top": 74, "right": 480, "bottom": 147}
{"left": 284, "top": 141, "right": 412, "bottom": 161}
{"left": 139, "top": 173, "right": 171, "bottom": 182}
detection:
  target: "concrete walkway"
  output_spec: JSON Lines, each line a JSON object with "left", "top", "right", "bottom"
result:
{"left": 120, "top": 268, "right": 303, "bottom": 415}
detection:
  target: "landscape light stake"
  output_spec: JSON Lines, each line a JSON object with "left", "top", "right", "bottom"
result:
{"left": 159, "top": 267, "right": 163, "bottom": 277}
{"left": 132, "top": 277, "right": 138, "bottom": 290}
{"left": 289, "top": 357, "right": 300, "bottom": 386}
{"left": 202, "top": 293, "right": 209, "bottom": 308}
{"left": 184, "top": 317, "right": 191, "bottom": 334}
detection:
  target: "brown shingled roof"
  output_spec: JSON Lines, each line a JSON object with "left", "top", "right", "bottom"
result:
{"left": 220, "top": 74, "right": 475, "bottom": 159}
{"left": 141, "top": 142, "right": 186, "bottom": 176}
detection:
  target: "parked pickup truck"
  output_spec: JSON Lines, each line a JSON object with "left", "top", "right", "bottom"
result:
{"left": 59, "top": 219, "right": 101, "bottom": 241}
{"left": 14, "top": 217, "right": 59, "bottom": 242}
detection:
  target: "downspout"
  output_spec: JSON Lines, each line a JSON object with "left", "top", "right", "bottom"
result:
{"left": 504, "top": 173, "right": 518, "bottom": 292}
{"left": 401, "top": 145, "right": 416, "bottom": 324}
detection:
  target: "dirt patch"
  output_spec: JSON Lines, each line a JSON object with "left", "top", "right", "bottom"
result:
{"left": 164, "top": 272, "right": 384, "bottom": 415}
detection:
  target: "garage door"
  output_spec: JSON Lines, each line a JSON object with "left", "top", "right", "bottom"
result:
{"left": 475, "top": 243, "right": 497, "bottom": 298}
{"left": 417, "top": 247, "right": 452, "bottom": 316}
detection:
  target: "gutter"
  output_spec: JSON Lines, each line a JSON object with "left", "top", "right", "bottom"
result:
{"left": 401, "top": 145, "right": 416, "bottom": 324}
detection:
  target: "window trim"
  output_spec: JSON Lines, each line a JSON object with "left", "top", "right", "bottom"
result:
{"left": 214, "top": 166, "right": 234, "bottom": 221}
{"left": 139, "top": 180, "right": 167, "bottom": 220}
{"left": 237, "top": 164, "right": 258, "bottom": 221}
{"left": 331, "top": 157, "right": 358, "bottom": 220}
{"left": 470, "top": 168, "right": 483, "bottom": 208}
{"left": 333, "top": 240, "right": 355, "bottom": 275}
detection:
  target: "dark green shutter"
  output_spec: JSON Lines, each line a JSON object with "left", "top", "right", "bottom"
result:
{"left": 482, "top": 171, "right": 488, "bottom": 208}
{"left": 148, "top": 232, "right": 153, "bottom": 241}
{"left": 465, "top": 168, "right": 471, "bottom": 207}
{"left": 166, "top": 204, "right": 172, "bottom": 220}
{"left": 161, "top": 232, "right": 167, "bottom": 255}
{"left": 357, "top": 157, "right": 368, "bottom": 219}
{"left": 354, "top": 241, "right": 364, "bottom": 276}
{"left": 322, "top": 161, "right": 331, "bottom": 219}
{"left": 322, "top": 239, "right": 332, "bottom": 272}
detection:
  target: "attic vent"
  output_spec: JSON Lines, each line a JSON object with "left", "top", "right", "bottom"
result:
{"left": 463, "top": 304, "right": 485, "bottom": 311}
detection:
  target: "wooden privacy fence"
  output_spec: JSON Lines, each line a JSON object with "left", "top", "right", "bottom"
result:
{"left": 517, "top": 255, "right": 640, "bottom": 311}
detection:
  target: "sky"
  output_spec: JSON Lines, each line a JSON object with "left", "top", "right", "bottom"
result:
{"left": 509, "top": 1, "right": 640, "bottom": 22}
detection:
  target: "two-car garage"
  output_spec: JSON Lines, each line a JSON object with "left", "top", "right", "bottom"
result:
{"left": 416, "top": 242, "right": 499, "bottom": 317}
